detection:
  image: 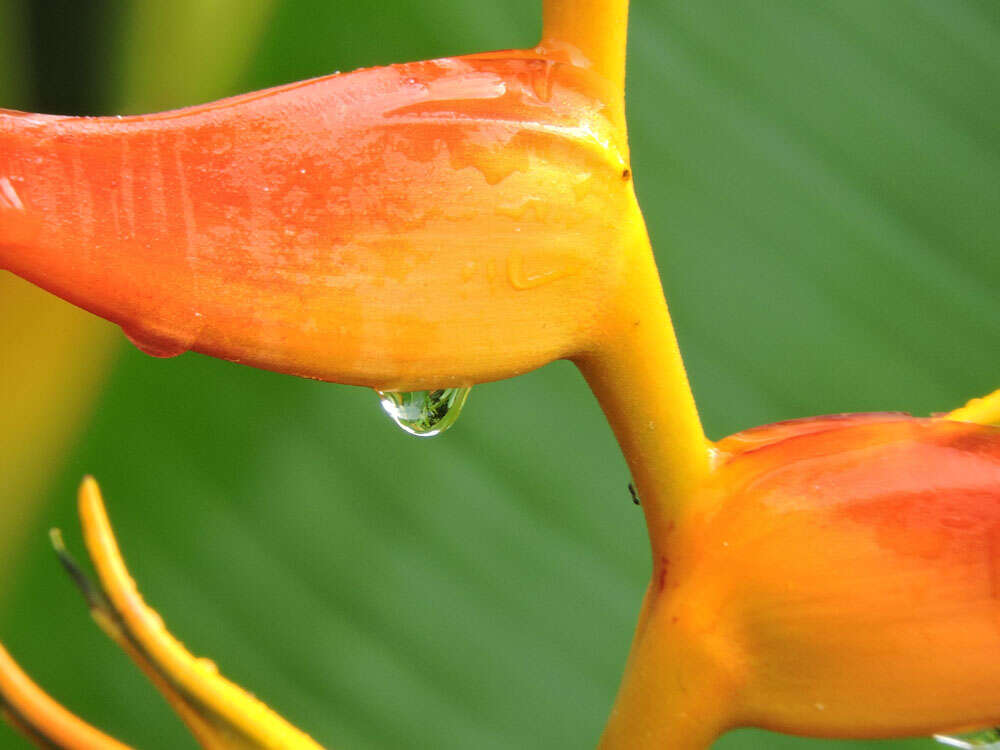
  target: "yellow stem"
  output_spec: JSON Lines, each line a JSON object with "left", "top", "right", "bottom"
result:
{"left": 596, "top": 587, "right": 736, "bottom": 750}
{"left": 0, "top": 642, "right": 133, "bottom": 749}
{"left": 78, "top": 477, "right": 325, "bottom": 750}
{"left": 946, "top": 387, "right": 1000, "bottom": 426}
{"left": 574, "top": 204, "right": 712, "bottom": 551}
{"left": 542, "top": 0, "right": 629, "bottom": 105}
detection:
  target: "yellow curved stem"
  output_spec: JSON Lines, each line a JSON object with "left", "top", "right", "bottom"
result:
{"left": 947, "top": 387, "right": 1000, "bottom": 426}
{"left": 576, "top": 214, "right": 721, "bottom": 750}
{"left": 575, "top": 202, "right": 712, "bottom": 551}
{"left": 542, "top": 0, "right": 629, "bottom": 106}
{"left": 76, "top": 477, "right": 325, "bottom": 750}
{"left": 0, "top": 641, "right": 133, "bottom": 749}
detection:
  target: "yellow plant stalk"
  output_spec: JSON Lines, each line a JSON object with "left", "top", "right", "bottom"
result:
{"left": 1, "top": 478, "right": 324, "bottom": 750}
{"left": 77, "top": 478, "right": 323, "bottom": 750}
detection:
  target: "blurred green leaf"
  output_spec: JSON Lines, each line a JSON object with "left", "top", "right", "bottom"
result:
{"left": 0, "top": 0, "right": 29, "bottom": 106}
{"left": 1, "top": 2, "right": 998, "bottom": 749}
{"left": 112, "top": 0, "right": 276, "bottom": 112}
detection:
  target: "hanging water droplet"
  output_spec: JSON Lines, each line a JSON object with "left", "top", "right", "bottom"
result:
{"left": 123, "top": 328, "right": 190, "bottom": 358}
{"left": 376, "top": 387, "right": 471, "bottom": 437}
{"left": 122, "top": 314, "right": 203, "bottom": 359}
{"left": 935, "top": 729, "right": 1000, "bottom": 748}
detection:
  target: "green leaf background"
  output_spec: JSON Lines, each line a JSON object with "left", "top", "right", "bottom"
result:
{"left": 1, "top": 1, "right": 997, "bottom": 748}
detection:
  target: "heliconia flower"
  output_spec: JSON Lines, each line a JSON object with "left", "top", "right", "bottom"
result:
{"left": 1, "top": 0, "right": 999, "bottom": 748}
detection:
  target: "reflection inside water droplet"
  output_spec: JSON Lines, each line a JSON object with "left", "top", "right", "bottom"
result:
{"left": 376, "top": 387, "right": 471, "bottom": 437}
{"left": 935, "top": 729, "right": 1000, "bottom": 748}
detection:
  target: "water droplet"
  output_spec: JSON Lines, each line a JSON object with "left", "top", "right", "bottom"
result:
{"left": 145, "top": 610, "right": 166, "bottom": 631}
{"left": 197, "top": 657, "right": 219, "bottom": 674}
{"left": 122, "top": 313, "right": 203, "bottom": 359}
{"left": 123, "top": 327, "right": 192, "bottom": 358}
{"left": 935, "top": 729, "right": 1000, "bottom": 748}
{"left": 377, "top": 387, "right": 471, "bottom": 437}
{"left": 0, "top": 176, "right": 25, "bottom": 210}
{"left": 529, "top": 59, "right": 556, "bottom": 103}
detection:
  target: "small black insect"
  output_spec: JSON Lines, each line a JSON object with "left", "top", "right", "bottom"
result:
{"left": 627, "top": 482, "right": 640, "bottom": 506}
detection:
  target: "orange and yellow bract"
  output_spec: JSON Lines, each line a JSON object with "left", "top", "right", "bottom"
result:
{"left": 602, "top": 414, "right": 1000, "bottom": 748}
{"left": 0, "top": 48, "right": 631, "bottom": 390}
{"left": 1, "top": 0, "right": 998, "bottom": 748}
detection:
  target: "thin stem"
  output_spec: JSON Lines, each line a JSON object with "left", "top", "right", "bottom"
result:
{"left": 575, "top": 206, "right": 712, "bottom": 551}
{"left": 0, "top": 641, "right": 133, "bottom": 749}
{"left": 77, "top": 477, "right": 325, "bottom": 750}
{"left": 542, "top": 0, "right": 629, "bottom": 101}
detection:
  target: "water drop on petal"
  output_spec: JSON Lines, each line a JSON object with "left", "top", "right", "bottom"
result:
{"left": 197, "top": 657, "right": 219, "bottom": 674}
{"left": 122, "top": 313, "right": 203, "bottom": 359}
{"left": 935, "top": 729, "right": 1000, "bottom": 748}
{"left": 0, "top": 176, "right": 25, "bottom": 210}
{"left": 123, "top": 327, "right": 192, "bottom": 358}
{"left": 376, "top": 387, "right": 471, "bottom": 437}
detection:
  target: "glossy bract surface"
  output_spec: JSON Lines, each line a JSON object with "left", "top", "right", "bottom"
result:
{"left": 0, "top": 48, "right": 631, "bottom": 389}
{"left": 680, "top": 415, "right": 1000, "bottom": 737}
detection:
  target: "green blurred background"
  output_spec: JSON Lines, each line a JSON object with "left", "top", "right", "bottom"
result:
{"left": 2, "top": 0, "right": 998, "bottom": 748}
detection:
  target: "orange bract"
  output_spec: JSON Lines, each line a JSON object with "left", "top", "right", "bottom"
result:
{"left": 601, "top": 414, "right": 1000, "bottom": 749}
{"left": 0, "top": 49, "right": 631, "bottom": 389}
{"left": 717, "top": 417, "right": 1000, "bottom": 735}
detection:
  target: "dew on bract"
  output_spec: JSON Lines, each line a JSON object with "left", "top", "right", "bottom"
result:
{"left": 123, "top": 328, "right": 190, "bottom": 358}
{"left": 376, "top": 387, "right": 471, "bottom": 437}
{"left": 122, "top": 314, "right": 203, "bottom": 359}
{"left": 197, "top": 658, "right": 219, "bottom": 675}
{"left": 935, "top": 728, "right": 1000, "bottom": 748}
